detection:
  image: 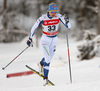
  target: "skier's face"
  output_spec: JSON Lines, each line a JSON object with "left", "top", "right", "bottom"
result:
{"left": 49, "top": 10, "right": 57, "bottom": 17}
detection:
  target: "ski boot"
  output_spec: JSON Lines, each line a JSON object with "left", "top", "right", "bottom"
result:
{"left": 43, "top": 77, "right": 49, "bottom": 86}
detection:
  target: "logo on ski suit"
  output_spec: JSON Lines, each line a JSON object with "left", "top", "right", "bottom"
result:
{"left": 43, "top": 19, "right": 59, "bottom": 26}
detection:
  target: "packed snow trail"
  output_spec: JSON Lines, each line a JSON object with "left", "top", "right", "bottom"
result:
{"left": 0, "top": 37, "right": 100, "bottom": 91}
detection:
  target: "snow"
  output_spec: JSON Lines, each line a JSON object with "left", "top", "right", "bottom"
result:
{"left": 0, "top": 36, "right": 100, "bottom": 91}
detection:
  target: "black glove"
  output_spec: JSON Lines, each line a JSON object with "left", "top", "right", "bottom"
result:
{"left": 27, "top": 38, "right": 32, "bottom": 47}
{"left": 64, "top": 14, "right": 69, "bottom": 24}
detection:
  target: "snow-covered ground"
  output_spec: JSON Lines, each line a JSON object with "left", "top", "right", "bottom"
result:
{"left": 0, "top": 36, "right": 100, "bottom": 91}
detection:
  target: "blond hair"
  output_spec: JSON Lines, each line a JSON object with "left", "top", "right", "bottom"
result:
{"left": 49, "top": 2, "right": 56, "bottom": 5}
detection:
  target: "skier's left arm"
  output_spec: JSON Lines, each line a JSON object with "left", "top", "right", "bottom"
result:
{"left": 58, "top": 14, "right": 71, "bottom": 28}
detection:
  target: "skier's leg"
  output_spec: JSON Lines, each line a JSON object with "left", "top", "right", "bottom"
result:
{"left": 43, "top": 61, "right": 50, "bottom": 79}
{"left": 40, "top": 57, "right": 45, "bottom": 66}
{"left": 40, "top": 36, "right": 57, "bottom": 85}
{"left": 49, "top": 37, "right": 57, "bottom": 60}
{"left": 37, "top": 58, "right": 45, "bottom": 75}
{"left": 41, "top": 45, "right": 50, "bottom": 76}
{"left": 39, "top": 57, "right": 50, "bottom": 77}
{"left": 40, "top": 38, "right": 51, "bottom": 77}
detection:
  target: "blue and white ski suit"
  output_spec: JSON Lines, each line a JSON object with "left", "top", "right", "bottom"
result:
{"left": 29, "top": 13, "right": 71, "bottom": 78}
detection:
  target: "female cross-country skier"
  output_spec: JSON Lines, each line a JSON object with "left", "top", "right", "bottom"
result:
{"left": 27, "top": 2, "right": 71, "bottom": 86}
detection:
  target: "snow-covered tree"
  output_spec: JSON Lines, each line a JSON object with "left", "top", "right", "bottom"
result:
{"left": 77, "top": 30, "right": 100, "bottom": 60}
{"left": 0, "top": 0, "right": 99, "bottom": 42}
{"left": 98, "top": 0, "right": 100, "bottom": 34}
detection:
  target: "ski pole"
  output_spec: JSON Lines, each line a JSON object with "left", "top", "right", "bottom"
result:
{"left": 2, "top": 46, "right": 29, "bottom": 70}
{"left": 66, "top": 34, "right": 72, "bottom": 83}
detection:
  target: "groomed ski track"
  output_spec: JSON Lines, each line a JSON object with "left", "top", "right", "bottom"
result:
{"left": 0, "top": 36, "right": 100, "bottom": 91}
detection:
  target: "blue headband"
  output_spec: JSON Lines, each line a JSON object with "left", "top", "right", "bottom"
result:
{"left": 48, "top": 4, "right": 57, "bottom": 11}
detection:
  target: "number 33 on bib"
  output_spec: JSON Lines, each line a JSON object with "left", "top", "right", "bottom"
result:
{"left": 29, "top": 13, "right": 71, "bottom": 38}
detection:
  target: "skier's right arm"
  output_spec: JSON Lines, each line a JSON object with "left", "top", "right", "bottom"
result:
{"left": 27, "top": 16, "right": 43, "bottom": 47}
{"left": 29, "top": 16, "right": 43, "bottom": 39}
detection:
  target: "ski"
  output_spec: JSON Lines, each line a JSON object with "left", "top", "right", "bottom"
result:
{"left": 26, "top": 65, "right": 55, "bottom": 86}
